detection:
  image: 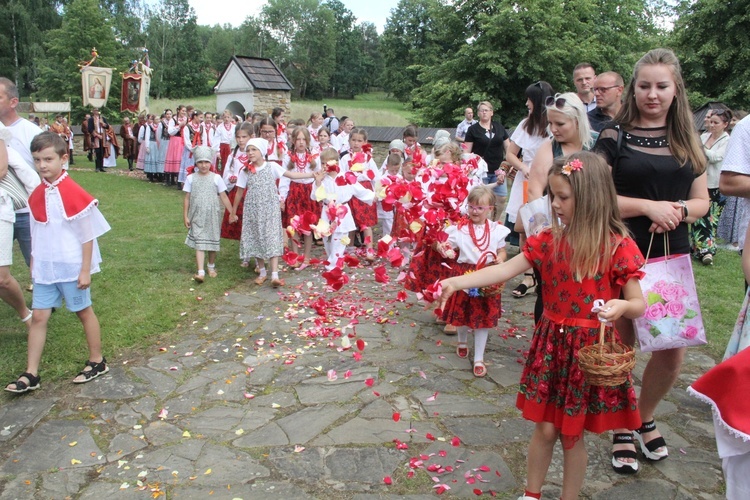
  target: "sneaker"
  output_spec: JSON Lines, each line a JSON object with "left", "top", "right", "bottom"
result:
{"left": 702, "top": 254, "right": 713, "bottom": 266}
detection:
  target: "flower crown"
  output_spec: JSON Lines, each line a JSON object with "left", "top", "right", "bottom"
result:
{"left": 561, "top": 158, "right": 583, "bottom": 176}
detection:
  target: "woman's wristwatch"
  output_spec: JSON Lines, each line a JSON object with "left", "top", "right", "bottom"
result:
{"left": 678, "top": 200, "right": 689, "bottom": 221}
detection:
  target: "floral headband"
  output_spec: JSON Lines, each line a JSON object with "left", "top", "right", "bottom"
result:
{"left": 561, "top": 158, "right": 583, "bottom": 176}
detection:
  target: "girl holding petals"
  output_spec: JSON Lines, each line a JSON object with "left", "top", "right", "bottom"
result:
{"left": 340, "top": 128, "right": 380, "bottom": 261}
{"left": 439, "top": 152, "right": 646, "bottom": 500}
{"left": 311, "top": 148, "right": 375, "bottom": 271}
{"left": 280, "top": 126, "right": 320, "bottom": 269}
{"left": 438, "top": 185, "right": 510, "bottom": 377}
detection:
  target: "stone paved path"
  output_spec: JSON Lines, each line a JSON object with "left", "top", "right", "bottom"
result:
{"left": 0, "top": 250, "right": 724, "bottom": 499}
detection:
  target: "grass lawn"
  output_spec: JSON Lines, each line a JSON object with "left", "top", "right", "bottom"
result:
{"left": 149, "top": 92, "right": 412, "bottom": 127}
{"left": 0, "top": 154, "right": 745, "bottom": 383}
{"left": 0, "top": 157, "right": 250, "bottom": 383}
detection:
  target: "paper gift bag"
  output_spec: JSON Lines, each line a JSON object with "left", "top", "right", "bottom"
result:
{"left": 634, "top": 252, "right": 707, "bottom": 352}
{"left": 518, "top": 195, "right": 553, "bottom": 237}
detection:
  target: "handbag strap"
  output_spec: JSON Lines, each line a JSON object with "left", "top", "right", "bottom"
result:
{"left": 643, "top": 232, "right": 670, "bottom": 263}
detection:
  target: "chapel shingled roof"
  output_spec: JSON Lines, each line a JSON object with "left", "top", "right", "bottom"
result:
{"left": 218, "top": 56, "right": 294, "bottom": 92}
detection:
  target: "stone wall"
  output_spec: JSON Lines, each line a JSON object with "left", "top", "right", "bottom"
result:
{"left": 253, "top": 91, "right": 291, "bottom": 116}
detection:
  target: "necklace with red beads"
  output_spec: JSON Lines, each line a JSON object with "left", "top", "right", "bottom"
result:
{"left": 468, "top": 219, "right": 490, "bottom": 251}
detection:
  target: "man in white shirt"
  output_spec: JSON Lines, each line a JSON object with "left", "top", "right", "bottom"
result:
{"left": 0, "top": 77, "right": 42, "bottom": 270}
{"left": 455, "top": 107, "right": 477, "bottom": 143}
{"left": 572, "top": 63, "right": 597, "bottom": 112}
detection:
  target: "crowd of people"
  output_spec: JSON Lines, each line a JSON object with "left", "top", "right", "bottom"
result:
{"left": 2, "top": 45, "right": 750, "bottom": 499}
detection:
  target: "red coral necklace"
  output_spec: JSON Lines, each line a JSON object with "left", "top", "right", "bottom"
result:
{"left": 469, "top": 220, "right": 490, "bottom": 251}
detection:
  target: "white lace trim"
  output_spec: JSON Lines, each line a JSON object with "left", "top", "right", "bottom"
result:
{"left": 687, "top": 386, "right": 750, "bottom": 443}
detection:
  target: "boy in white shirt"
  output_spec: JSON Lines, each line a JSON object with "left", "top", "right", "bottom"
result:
{"left": 5, "top": 132, "right": 111, "bottom": 394}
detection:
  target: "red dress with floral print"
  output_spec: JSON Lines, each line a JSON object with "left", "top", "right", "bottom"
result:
{"left": 517, "top": 230, "right": 645, "bottom": 438}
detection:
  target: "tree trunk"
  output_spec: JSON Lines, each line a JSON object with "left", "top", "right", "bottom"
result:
{"left": 11, "top": 11, "right": 19, "bottom": 87}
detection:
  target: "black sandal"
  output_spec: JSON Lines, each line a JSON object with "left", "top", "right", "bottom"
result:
{"left": 73, "top": 358, "right": 109, "bottom": 384}
{"left": 611, "top": 432, "right": 639, "bottom": 474}
{"left": 512, "top": 272, "right": 537, "bottom": 298}
{"left": 634, "top": 419, "right": 669, "bottom": 461}
{"left": 5, "top": 372, "right": 41, "bottom": 394}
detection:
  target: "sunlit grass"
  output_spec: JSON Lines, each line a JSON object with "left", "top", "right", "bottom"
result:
{"left": 147, "top": 92, "right": 412, "bottom": 127}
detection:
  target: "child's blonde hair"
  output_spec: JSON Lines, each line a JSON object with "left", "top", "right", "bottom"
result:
{"left": 466, "top": 185, "right": 495, "bottom": 207}
{"left": 548, "top": 151, "right": 630, "bottom": 281}
{"left": 319, "top": 148, "right": 339, "bottom": 165}
{"left": 434, "top": 141, "right": 461, "bottom": 163}
{"left": 308, "top": 112, "right": 322, "bottom": 125}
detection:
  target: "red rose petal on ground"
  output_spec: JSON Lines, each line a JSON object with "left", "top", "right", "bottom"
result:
{"left": 364, "top": 378, "right": 374, "bottom": 387}
{"left": 383, "top": 476, "right": 392, "bottom": 485}
{"left": 477, "top": 465, "right": 490, "bottom": 472}
{"left": 392, "top": 412, "right": 401, "bottom": 422}
{"left": 473, "top": 488, "right": 483, "bottom": 496}
{"left": 426, "top": 433, "right": 436, "bottom": 441}
{"left": 396, "top": 291, "right": 407, "bottom": 302}
{"left": 356, "top": 338, "right": 365, "bottom": 351}
{"left": 451, "top": 436, "right": 461, "bottom": 447}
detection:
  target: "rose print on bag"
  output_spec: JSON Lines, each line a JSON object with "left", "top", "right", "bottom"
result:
{"left": 634, "top": 254, "right": 706, "bottom": 352}
{"left": 644, "top": 279, "right": 698, "bottom": 339}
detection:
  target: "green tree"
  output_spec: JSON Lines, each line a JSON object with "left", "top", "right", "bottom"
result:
{"left": 671, "top": 0, "right": 750, "bottom": 110}
{"left": 34, "top": 0, "right": 122, "bottom": 117}
{"left": 0, "top": 0, "right": 62, "bottom": 95}
{"left": 380, "top": 0, "right": 446, "bottom": 102}
{"left": 261, "top": 0, "right": 335, "bottom": 99}
{"left": 145, "top": 0, "right": 210, "bottom": 98}
{"left": 405, "top": 0, "right": 661, "bottom": 126}
{"left": 358, "top": 22, "right": 384, "bottom": 94}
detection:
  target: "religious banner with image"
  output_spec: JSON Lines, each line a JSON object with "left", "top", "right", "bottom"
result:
{"left": 120, "top": 73, "right": 151, "bottom": 113}
{"left": 81, "top": 66, "right": 113, "bottom": 108}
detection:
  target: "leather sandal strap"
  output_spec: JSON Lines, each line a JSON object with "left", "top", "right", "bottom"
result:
{"left": 613, "top": 433, "right": 635, "bottom": 445}
{"left": 643, "top": 436, "right": 667, "bottom": 453}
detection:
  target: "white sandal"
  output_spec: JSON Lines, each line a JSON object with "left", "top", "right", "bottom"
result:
{"left": 21, "top": 311, "right": 32, "bottom": 323}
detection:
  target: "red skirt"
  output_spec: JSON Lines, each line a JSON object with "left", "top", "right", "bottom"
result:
{"left": 219, "top": 143, "right": 231, "bottom": 173}
{"left": 391, "top": 206, "right": 410, "bottom": 239}
{"left": 283, "top": 181, "right": 319, "bottom": 228}
{"left": 221, "top": 187, "right": 244, "bottom": 240}
{"left": 516, "top": 312, "right": 641, "bottom": 437}
{"left": 350, "top": 180, "right": 377, "bottom": 229}
{"left": 404, "top": 245, "right": 455, "bottom": 293}
{"left": 441, "top": 262, "right": 502, "bottom": 329}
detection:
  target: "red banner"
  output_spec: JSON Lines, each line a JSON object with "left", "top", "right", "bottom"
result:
{"left": 121, "top": 73, "right": 144, "bottom": 113}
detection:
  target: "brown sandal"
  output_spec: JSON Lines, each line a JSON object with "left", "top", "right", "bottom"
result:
{"left": 254, "top": 276, "right": 267, "bottom": 285}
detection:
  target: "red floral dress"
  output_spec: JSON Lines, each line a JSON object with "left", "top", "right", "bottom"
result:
{"left": 517, "top": 230, "right": 645, "bottom": 438}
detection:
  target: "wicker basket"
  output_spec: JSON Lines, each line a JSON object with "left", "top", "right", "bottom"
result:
{"left": 578, "top": 322, "right": 636, "bottom": 387}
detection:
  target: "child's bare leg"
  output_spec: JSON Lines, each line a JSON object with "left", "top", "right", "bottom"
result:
{"left": 525, "top": 422, "right": 559, "bottom": 494}
{"left": 303, "top": 234, "right": 312, "bottom": 263}
{"left": 269, "top": 256, "right": 279, "bottom": 274}
{"left": 72, "top": 306, "right": 104, "bottom": 383}
{"left": 6, "top": 309, "right": 51, "bottom": 390}
{"left": 560, "top": 434, "right": 587, "bottom": 500}
{"left": 363, "top": 227, "right": 373, "bottom": 250}
{"left": 196, "top": 250, "right": 205, "bottom": 272}
{"left": 0, "top": 266, "right": 31, "bottom": 322}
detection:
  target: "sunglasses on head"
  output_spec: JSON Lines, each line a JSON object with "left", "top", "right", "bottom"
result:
{"left": 545, "top": 94, "right": 568, "bottom": 110}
